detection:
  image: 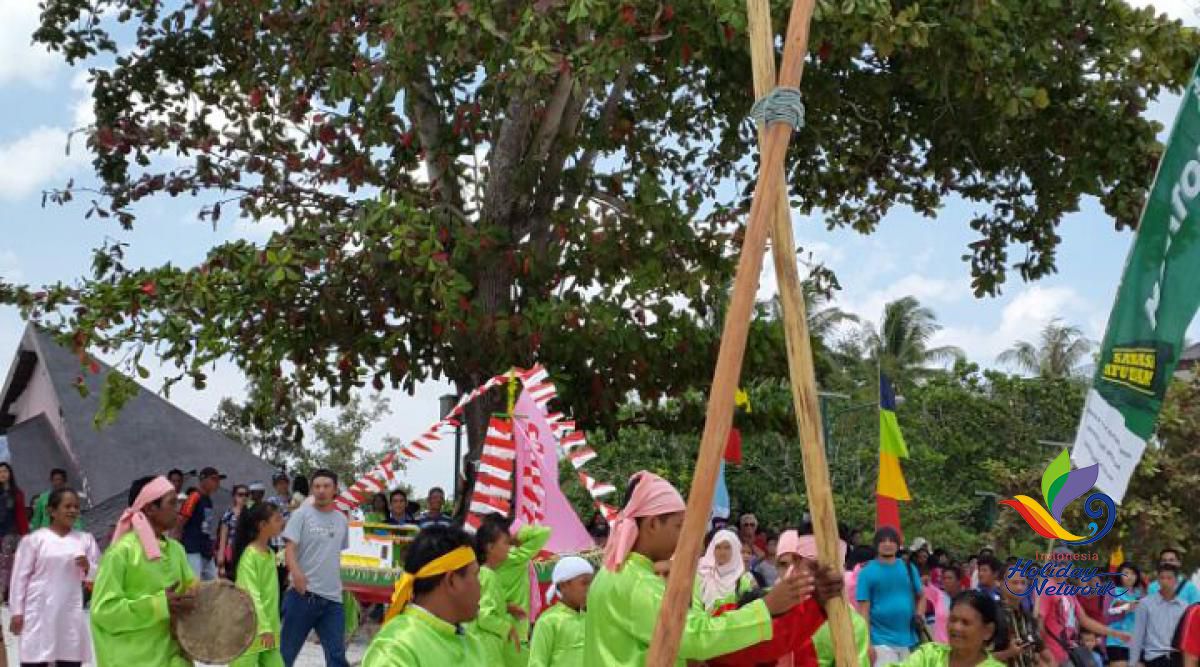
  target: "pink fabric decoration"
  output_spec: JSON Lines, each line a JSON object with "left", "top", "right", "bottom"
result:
{"left": 602, "top": 471, "right": 685, "bottom": 572}
{"left": 780, "top": 531, "right": 847, "bottom": 565}
{"left": 511, "top": 392, "right": 594, "bottom": 553}
{"left": 111, "top": 476, "right": 175, "bottom": 560}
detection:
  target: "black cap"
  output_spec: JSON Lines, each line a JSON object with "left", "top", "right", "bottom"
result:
{"left": 199, "top": 466, "right": 226, "bottom": 480}
{"left": 272, "top": 471, "right": 290, "bottom": 483}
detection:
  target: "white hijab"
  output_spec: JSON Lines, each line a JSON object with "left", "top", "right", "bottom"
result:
{"left": 697, "top": 529, "right": 745, "bottom": 608}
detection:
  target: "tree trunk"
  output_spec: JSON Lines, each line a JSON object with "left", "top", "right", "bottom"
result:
{"left": 454, "top": 381, "right": 502, "bottom": 520}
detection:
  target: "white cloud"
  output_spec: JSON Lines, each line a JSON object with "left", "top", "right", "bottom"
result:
{"left": 70, "top": 70, "right": 96, "bottom": 128}
{"left": 0, "top": 127, "right": 85, "bottom": 201}
{"left": 834, "top": 273, "right": 965, "bottom": 325}
{"left": 231, "top": 216, "right": 287, "bottom": 242}
{"left": 0, "top": 0, "right": 59, "bottom": 88}
{"left": 933, "top": 285, "right": 1093, "bottom": 366}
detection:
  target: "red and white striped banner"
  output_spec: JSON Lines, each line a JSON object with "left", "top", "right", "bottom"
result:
{"left": 578, "top": 471, "right": 616, "bottom": 498}
{"left": 336, "top": 364, "right": 622, "bottom": 528}
{"left": 567, "top": 446, "right": 597, "bottom": 469}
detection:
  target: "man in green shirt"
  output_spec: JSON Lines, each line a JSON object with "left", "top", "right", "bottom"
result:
{"left": 91, "top": 475, "right": 197, "bottom": 667}
{"left": 30, "top": 468, "right": 82, "bottom": 531}
{"left": 364, "top": 525, "right": 485, "bottom": 666}
{"left": 584, "top": 471, "right": 812, "bottom": 666}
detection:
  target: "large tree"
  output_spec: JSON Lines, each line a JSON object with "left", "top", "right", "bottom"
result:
{"left": 997, "top": 318, "right": 1093, "bottom": 379}
{"left": 4, "top": 0, "right": 1197, "bottom": 503}
{"left": 865, "top": 296, "right": 963, "bottom": 383}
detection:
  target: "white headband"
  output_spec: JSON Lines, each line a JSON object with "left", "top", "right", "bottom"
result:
{"left": 546, "top": 556, "right": 595, "bottom": 604}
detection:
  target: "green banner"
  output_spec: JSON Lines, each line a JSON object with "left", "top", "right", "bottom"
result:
{"left": 1072, "top": 60, "right": 1200, "bottom": 504}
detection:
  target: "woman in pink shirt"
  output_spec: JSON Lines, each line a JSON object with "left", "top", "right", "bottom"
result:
{"left": 8, "top": 487, "right": 99, "bottom": 666}
{"left": 1038, "top": 575, "right": 1130, "bottom": 665}
{"left": 922, "top": 565, "right": 950, "bottom": 642}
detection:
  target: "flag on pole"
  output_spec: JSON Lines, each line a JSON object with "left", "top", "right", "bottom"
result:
{"left": 877, "top": 374, "right": 911, "bottom": 536}
{"left": 1072, "top": 61, "right": 1200, "bottom": 504}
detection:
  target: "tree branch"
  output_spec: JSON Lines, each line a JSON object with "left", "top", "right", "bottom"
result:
{"left": 529, "top": 70, "right": 575, "bottom": 164}
{"left": 480, "top": 88, "right": 536, "bottom": 230}
{"left": 576, "top": 62, "right": 633, "bottom": 182}
{"left": 405, "top": 64, "right": 464, "bottom": 210}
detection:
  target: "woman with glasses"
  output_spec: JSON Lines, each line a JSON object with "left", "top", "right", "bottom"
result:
{"left": 217, "top": 484, "right": 249, "bottom": 579}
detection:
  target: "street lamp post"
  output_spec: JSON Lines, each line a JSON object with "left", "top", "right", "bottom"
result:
{"left": 439, "top": 394, "right": 462, "bottom": 503}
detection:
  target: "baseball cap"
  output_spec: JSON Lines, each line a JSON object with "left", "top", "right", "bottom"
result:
{"left": 248, "top": 481, "right": 266, "bottom": 492}
{"left": 199, "top": 467, "right": 226, "bottom": 480}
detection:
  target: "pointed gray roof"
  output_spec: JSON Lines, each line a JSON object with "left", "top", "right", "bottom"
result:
{"left": 0, "top": 324, "right": 274, "bottom": 510}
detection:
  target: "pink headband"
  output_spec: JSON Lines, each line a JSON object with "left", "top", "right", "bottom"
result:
{"left": 111, "top": 476, "right": 176, "bottom": 560}
{"left": 602, "top": 471, "right": 686, "bottom": 572}
{"left": 777, "top": 530, "right": 847, "bottom": 564}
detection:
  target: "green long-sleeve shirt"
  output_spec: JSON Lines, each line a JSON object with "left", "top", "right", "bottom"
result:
{"left": 583, "top": 552, "right": 773, "bottom": 666}
{"left": 528, "top": 602, "right": 585, "bottom": 667}
{"left": 234, "top": 545, "right": 281, "bottom": 657}
{"left": 363, "top": 605, "right": 486, "bottom": 667}
{"left": 90, "top": 531, "right": 196, "bottom": 667}
{"left": 496, "top": 524, "right": 552, "bottom": 642}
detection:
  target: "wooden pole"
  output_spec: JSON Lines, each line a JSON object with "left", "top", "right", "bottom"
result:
{"left": 645, "top": 0, "right": 817, "bottom": 664}
{"left": 746, "top": 2, "right": 858, "bottom": 666}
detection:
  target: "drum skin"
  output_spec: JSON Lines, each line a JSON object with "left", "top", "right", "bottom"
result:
{"left": 173, "top": 579, "right": 257, "bottom": 664}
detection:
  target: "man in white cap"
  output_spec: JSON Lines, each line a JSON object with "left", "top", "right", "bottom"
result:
{"left": 529, "top": 556, "right": 594, "bottom": 667}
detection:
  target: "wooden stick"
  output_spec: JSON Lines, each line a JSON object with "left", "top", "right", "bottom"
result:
{"left": 645, "top": 0, "right": 817, "bottom": 664}
{"left": 746, "top": 2, "right": 859, "bottom": 667}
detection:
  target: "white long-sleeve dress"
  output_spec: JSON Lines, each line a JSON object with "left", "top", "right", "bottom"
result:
{"left": 9, "top": 527, "right": 100, "bottom": 663}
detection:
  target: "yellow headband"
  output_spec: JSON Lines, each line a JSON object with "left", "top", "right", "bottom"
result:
{"left": 383, "top": 546, "right": 476, "bottom": 623}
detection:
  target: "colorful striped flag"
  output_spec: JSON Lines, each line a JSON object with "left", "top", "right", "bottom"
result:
{"left": 877, "top": 374, "right": 911, "bottom": 536}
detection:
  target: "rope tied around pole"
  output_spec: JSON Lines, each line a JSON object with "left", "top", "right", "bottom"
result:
{"left": 750, "top": 86, "right": 805, "bottom": 129}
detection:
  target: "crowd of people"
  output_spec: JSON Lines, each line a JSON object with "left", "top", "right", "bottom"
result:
{"left": 0, "top": 461, "right": 1191, "bottom": 667}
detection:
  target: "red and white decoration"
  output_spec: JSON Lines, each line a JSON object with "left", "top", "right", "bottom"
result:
{"left": 334, "top": 365, "right": 621, "bottom": 534}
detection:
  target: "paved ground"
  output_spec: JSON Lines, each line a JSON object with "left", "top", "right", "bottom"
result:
{"left": 0, "top": 607, "right": 372, "bottom": 666}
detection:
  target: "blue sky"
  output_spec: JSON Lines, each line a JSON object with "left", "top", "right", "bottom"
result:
{"left": 0, "top": 0, "right": 1196, "bottom": 496}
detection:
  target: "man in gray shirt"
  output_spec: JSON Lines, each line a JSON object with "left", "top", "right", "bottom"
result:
{"left": 1131, "top": 563, "right": 1191, "bottom": 667}
{"left": 279, "top": 468, "right": 349, "bottom": 667}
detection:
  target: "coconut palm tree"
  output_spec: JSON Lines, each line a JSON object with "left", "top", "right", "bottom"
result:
{"left": 864, "top": 296, "right": 964, "bottom": 382}
{"left": 997, "top": 319, "right": 1093, "bottom": 378}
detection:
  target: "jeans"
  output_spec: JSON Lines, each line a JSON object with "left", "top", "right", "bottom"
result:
{"left": 186, "top": 552, "right": 217, "bottom": 581}
{"left": 280, "top": 589, "right": 348, "bottom": 667}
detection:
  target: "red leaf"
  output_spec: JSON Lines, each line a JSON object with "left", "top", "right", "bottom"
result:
{"left": 681, "top": 43, "right": 692, "bottom": 65}
{"left": 140, "top": 281, "right": 157, "bottom": 297}
{"left": 248, "top": 87, "right": 264, "bottom": 109}
{"left": 619, "top": 4, "right": 636, "bottom": 26}
{"left": 723, "top": 24, "right": 736, "bottom": 42}
{"left": 818, "top": 40, "right": 832, "bottom": 62}
{"left": 432, "top": 322, "right": 444, "bottom": 338}
{"left": 318, "top": 123, "right": 337, "bottom": 144}
{"left": 88, "top": 359, "right": 101, "bottom": 375}
{"left": 458, "top": 296, "right": 471, "bottom": 312}
{"left": 662, "top": 4, "right": 674, "bottom": 20}
{"left": 432, "top": 252, "right": 449, "bottom": 263}
{"left": 454, "top": 1, "right": 470, "bottom": 17}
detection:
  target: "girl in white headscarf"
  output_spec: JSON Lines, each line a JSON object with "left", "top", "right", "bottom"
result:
{"left": 697, "top": 529, "right": 758, "bottom": 610}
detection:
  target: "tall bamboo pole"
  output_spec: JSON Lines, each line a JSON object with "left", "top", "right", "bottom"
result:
{"left": 746, "top": 2, "right": 858, "bottom": 666}
{"left": 645, "top": 0, "right": 817, "bottom": 663}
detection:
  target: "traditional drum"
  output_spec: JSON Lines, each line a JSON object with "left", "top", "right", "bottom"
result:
{"left": 172, "top": 579, "right": 257, "bottom": 664}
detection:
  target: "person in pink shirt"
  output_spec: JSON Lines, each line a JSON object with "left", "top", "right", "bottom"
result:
{"left": 921, "top": 564, "right": 950, "bottom": 642}
{"left": 1038, "top": 573, "right": 1130, "bottom": 666}
{"left": 8, "top": 487, "right": 100, "bottom": 667}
